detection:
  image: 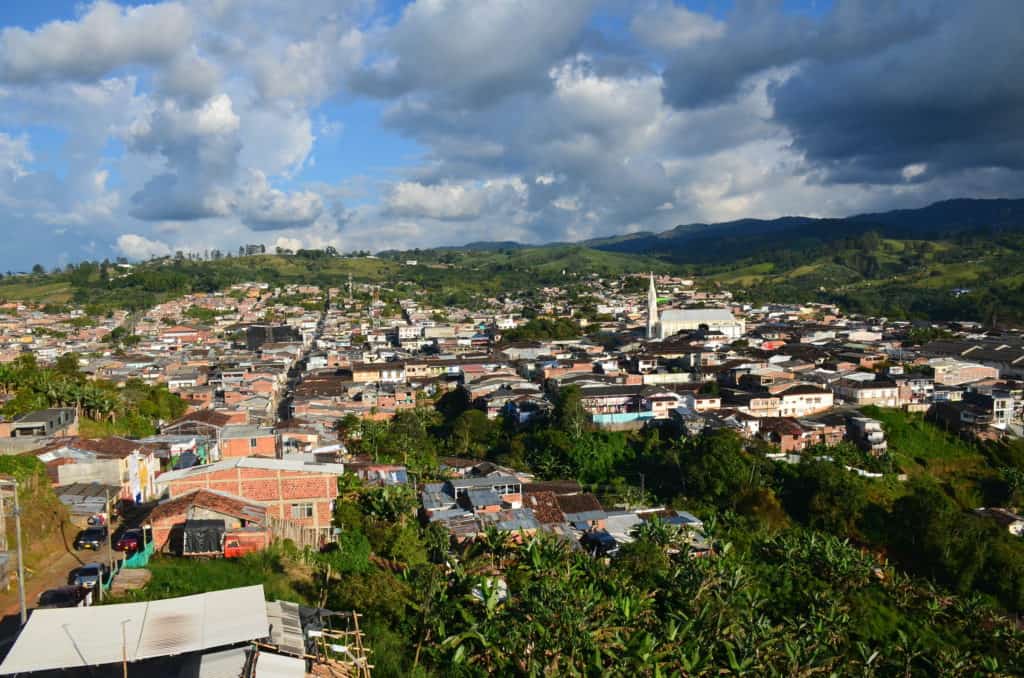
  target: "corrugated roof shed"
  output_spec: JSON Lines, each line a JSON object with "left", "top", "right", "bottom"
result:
{"left": 0, "top": 585, "right": 269, "bottom": 674}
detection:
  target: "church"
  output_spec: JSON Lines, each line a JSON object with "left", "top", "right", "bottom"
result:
{"left": 646, "top": 273, "right": 745, "bottom": 340}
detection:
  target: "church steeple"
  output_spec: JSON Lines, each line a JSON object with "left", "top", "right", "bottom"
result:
{"left": 646, "top": 272, "right": 658, "bottom": 339}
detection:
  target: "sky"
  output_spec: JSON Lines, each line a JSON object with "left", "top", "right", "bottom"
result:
{"left": 0, "top": 0, "right": 1022, "bottom": 270}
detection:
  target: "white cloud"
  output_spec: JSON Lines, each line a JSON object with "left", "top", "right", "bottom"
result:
{"left": 0, "top": 1, "right": 192, "bottom": 83}
{"left": 631, "top": 2, "right": 725, "bottom": 51}
{"left": 901, "top": 163, "right": 928, "bottom": 181}
{"left": 116, "top": 233, "right": 172, "bottom": 260}
{"left": 274, "top": 236, "right": 303, "bottom": 251}
{"left": 236, "top": 171, "right": 323, "bottom": 230}
{"left": 385, "top": 178, "right": 527, "bottom": 221}
{"left": 385, "top": 181, "right": 486, "bottom": 220}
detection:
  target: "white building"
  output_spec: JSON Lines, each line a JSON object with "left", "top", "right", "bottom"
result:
{"left": 657, "top": 308, "right": 745, "bottom": 340}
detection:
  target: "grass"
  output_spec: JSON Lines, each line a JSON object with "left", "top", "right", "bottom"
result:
{"left": 113, "top": 549, "right": 312, "bottom": 604}
{"left": 0, "top": 281, "right": 73, "bottom": 304}
{"left": 859, "top": 406, "right": 997, "bottom": 507}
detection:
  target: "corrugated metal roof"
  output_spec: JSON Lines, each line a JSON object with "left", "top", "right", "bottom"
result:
{"left": 254, "top": 651, "right": 306, "bottom": 678}
{"left": 157, "top": 457, "right": 346, "bottom": 485}
{"left": 196, "top": 646, "right": 250, "bottom": 678}
{"left": 0, "top": 585, "right": 269, "bottom": 674}
{"left": 265, "top": 600, "right": 305, "bottom": 656}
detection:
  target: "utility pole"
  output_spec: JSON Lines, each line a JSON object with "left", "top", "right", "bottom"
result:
{"left": 103, "top": 487, "right": 114, "bottom": 602}
{"left": 13, "top": 482, "right": 25, "bottom": 625}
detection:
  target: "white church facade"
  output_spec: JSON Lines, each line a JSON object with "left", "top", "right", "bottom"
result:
{"left": 646, "top": 274, "right": 745, "bottom": 340}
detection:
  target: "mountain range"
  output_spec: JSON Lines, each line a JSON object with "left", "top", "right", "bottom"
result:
{"left": 429, "top": 198, "right": 1024, "bottom": 264}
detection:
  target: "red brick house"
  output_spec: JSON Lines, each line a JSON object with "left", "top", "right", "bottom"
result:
{"left": 155, "top": 457, "right": 345, "bottom": 537}
{"left": 220, "top": 424, "right": 279, "bottom": 458}
{"left": 147, "top": 488, "right": 267, "bottom": 551}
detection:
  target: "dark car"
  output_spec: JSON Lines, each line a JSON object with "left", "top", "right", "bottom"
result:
{"left": 73, "top": 526, "right": 108, "bottom": 551}
{"left": 68, "top": 562, "right": 110, "bottom": 589}
{"left": 114, "top": 528, "right": 144, "bottom": 553}
{"left": 37, "top": 585, "right": 90, "bottom": 609}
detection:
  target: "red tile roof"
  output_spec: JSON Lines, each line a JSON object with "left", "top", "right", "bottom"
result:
{"left": 149, "top": 489, "right": 267, "bottom": 524}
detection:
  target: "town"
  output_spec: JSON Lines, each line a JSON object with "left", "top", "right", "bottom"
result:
{"left": 0, "top": 253, "right": 1022, "bottom": 675}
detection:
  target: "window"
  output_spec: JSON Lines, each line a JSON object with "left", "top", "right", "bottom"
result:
{"left": 249, "top": 438, "right": 258, "bottom": 448}
{"left": 291, "top": 503, "right": 314, "bottom": 519}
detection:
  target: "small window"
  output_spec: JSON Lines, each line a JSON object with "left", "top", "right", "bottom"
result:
{"left": 291, "top": 503, "right": 314, "bottom": 519}
{"left": 249, "top": 438, "right": 258, "bottom": 448}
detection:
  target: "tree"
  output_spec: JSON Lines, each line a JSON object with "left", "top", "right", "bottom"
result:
{"left": 450, "top": 409, "right": 494, "bottom": 457}
{"left": 54, "top": 352, "right": 81, "bottom": 377}
{"left": 553, "top": 385, "right": 588, "bottom": 439}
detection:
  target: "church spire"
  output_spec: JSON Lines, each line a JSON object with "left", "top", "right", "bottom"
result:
{"left": 646, "top": 272, "right": 658, "bottom": 339}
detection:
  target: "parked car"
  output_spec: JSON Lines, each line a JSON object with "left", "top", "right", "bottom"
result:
{"left": 68, "top": 563, "right": 110, "bottom": 589}
{"left": 114, "top": 528, "right": 144, "bottom": 553}
{"left": 37, "top": 585, "right": 90, "bottom": 609}
{"left": 73, "top": 526, "right": 107, "bottom": 550}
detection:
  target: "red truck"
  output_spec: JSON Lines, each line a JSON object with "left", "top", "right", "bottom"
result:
{"left": 182, "top": 520, "right": 271, "bottom": 558}
{"left": 223, "top": 527, "right": 271, "bottom": 558}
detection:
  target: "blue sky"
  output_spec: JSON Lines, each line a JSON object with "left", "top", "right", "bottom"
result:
{"left": 0, "top": 0, "right": 1021, "bottom": 270}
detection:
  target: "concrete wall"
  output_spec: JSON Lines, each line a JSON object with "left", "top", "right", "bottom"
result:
{"left": 57, "top": 459, "right": 121, "bottom": 486}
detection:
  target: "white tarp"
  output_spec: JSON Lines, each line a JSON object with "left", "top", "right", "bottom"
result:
{"left": 0, "top": 585, "right": 269, "bottom": 674}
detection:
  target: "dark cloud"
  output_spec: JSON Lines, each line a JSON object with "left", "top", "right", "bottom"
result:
{"left": 770, "top": 3, "right": 1024, "bottom": 182}
{"left": 661, "top": 1, "right": 937, "bottom": 109}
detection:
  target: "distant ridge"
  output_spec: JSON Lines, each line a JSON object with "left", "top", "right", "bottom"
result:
{"left": 422, "top": 198, "right": 1024, "bottom": 263}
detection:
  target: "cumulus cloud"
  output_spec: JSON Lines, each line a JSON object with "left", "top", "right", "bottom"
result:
{"left": 1, "top": 0, "right": 1022, "bottom": 271}
{"left": 116, "top": 233, "right": 172, "bottom": 260}
{"left": 236, "top": 171, "right": 323, "bottom": 230}
{"left": 385, "top": 178, "right": 527, "bottom": 221}
{"left": 0, "top": 1, "right": 192, "bottom": 83}
{"left": 353, "top": 0, "right": 595, "bottom": 105}
{"left": 631, "top": 2, "right": 725, "bottom": 51}
{"left": 385, "top": 181, "right": 487, "bottom": 220}
{"left": 128, "top": 94, "right": 241, "bottom": 220}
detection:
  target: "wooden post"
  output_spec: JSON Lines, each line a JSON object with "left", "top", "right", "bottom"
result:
{"left": 121, "top": 618, "right": 130, "bottom": 678}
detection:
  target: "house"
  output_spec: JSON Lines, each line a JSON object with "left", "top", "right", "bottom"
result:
{"left": 847, "top": 416, "right": 887, "bottom": 455}
{"left": 35, "top": 437, "right": 161, "bottom": 503}
{"left": 7, "top": 408, "right": 78, "bottom": 438}
{"left": 155, "top": 457, "right": 345, "bottom": 540}
{"left": 833, "top": 378, "right": 899, "bottom": 407}
{"left": 759, "top": 417, "right": 844, "bottom": 453}
{"left": 420, "top": 475, "right": 536, "bottom": 542}
{"left": 775, "top": 384, "right": 834, "bottom": 417}
{"left": 148, "top": 488, "right": 268, "bottom": 551}
{"left": 963, "top": 389, "right": 1013, "bottom": 429}
{"left": 556, "top": 493, "right": 607, "bottom": 530}
{"left": 219, "top": 424, "right": 280, "bottom": 458}
{"left": 927, "top": 358, "right": 999, "bottom": 386}
{"left": 678, "top": 392, "right": 721, "bottom": 413}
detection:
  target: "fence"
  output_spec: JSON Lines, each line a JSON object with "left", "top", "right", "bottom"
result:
{"left": 124, "top": 540, "right": 155, "bottom": 568}
{"left": 266, "top": 516, "right": 335, "bottom": 551}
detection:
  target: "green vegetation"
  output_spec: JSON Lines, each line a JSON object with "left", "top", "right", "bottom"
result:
{"left": 103, "top": 395, "right": 1024, "bottom": 675}
{"left": 501, "top": 317, "right": 580, "bottom": 342}
{"left": 0, "top": 353, "right": 186, "bottom": 437}
{"left": 116, "top": 548, "right": 309, "bottom": 604}
{"left": 0, "top": 456, "right": 73, "bottom": 572}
